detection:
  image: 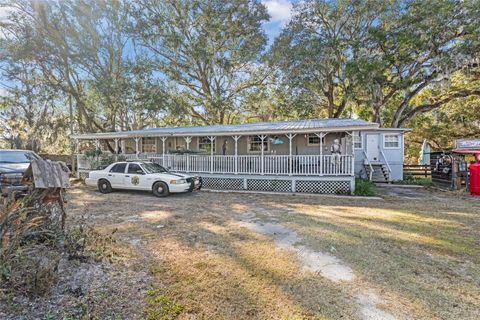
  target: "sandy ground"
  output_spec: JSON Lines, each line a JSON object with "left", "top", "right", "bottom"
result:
{"left": 8, "top": 185, "right": 477, "bottom": 319}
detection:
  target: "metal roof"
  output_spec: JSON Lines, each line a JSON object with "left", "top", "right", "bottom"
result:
{"left": 71, "top": 118, "right": 380, "bottom": 140}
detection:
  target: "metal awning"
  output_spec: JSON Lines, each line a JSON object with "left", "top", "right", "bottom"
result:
{"left": 71, "top": 118, "right": 382, "bottom": 140}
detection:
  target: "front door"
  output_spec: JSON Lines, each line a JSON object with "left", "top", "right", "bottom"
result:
{"left": 366, "top": 134, "right": 380, "bottom": 162}
{"left": 125, "top": 163, "right": 149, "bottom": 190}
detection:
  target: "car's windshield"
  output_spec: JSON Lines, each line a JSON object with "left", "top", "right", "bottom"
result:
{"left": 142, "top": 162, "right": 168, "bottom": 174}
{"left": 0, "top": 151, "right": 40, "bottom": 164}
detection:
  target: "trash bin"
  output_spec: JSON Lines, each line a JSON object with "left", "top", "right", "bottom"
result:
{"left": 469, "top": 153, "right": 480, "bottom": 196}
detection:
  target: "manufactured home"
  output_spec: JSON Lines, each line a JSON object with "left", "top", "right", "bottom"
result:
{"left": 72, "top": 118, "right": 407, "bottom": 194}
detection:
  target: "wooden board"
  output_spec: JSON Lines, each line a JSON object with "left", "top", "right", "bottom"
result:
{"left": 403, "top": 165, "right": 431, "bottom": 178}
{"left": 26, "top": 160, "right": 70, "bottom": 189}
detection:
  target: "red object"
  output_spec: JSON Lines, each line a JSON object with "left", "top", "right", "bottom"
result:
{"left": 452, "top": 149, "right": 480, "bottom": 154}
{"left": 469, "top": 155, "right": 480, "bottom": 196}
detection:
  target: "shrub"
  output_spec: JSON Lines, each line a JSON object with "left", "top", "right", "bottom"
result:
{"left": 98, "top": 154, "right": 116, "bottom": 169}
{"left": 354, "top": 178, "right": 376, "bottom": 196}
{"left": 83, "top": 149, "right": 125, "bottom": 170}
{"left": 84, "top": 148, "right": 102, "bottom": 158}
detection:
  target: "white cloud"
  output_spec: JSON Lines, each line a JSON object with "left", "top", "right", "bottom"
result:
{"left": 0, "top": 7, "right": 10, "bottom": 19}
{"left": 0, "top": 5, "right": 13, "bottom": 23}
{"left": 262, "top": 0, "right": 292, "bottom": 26}
{"left": 0, "top": 87, "right": 9, "bottom": 97}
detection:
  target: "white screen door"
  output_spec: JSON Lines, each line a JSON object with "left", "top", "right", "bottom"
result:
{"left": 366, "top": 134, "right": 380, "bottom": 162}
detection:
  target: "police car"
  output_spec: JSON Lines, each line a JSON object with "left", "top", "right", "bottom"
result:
{"left": 85, "top": 161, "right": 202, "bottom": 197}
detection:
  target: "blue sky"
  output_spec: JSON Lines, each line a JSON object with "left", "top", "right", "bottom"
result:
{"left": 0, "top": 0, "right": 294, "bottom": 95}
{"left": 261, "top": 0, "right": 293, "bottom": 43}
{"left": 0, "top": 1, "right": 293, "bottom": 43}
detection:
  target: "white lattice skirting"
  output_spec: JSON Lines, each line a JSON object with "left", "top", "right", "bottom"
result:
{"left": 78, "top": 170, "right": 90, "bottom": 180}
{"left": 78, "top": 170, "right": 354, "bottom": 195}
{"left": 201, "top": 175, "right": 353, "bottom": 195}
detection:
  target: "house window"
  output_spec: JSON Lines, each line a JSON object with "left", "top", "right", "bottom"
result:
{"left": 142, "top": 137, "right": 156, "bottom": 153}
{"left": 307, "top": 134, "right": 325, "bottom": 146}
{"left": 354, "top": 132, "right": 362, "bottom": 149}
{"left": 384, "top": 134, "right": 400, "bottom": 148}
{"left": 248, "top": 136, "right": 269, "bottom": 152}
{"left": 198, "top": 137, "right": 215, "bottom": 152}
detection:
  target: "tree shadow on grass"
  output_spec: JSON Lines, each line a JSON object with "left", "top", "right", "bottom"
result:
{"left": 67, "top": 188, "right": 480, "bottom": 319}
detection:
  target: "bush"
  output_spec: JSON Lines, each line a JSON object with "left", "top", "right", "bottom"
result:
{"left": 98, "top": 154, "right": 116, "bottom": 169}
{"left": 354, "top": 178, "right": 376, "bottom": 196}
{"left": 84, "top": 148, "right": 102, "bottom": 158}
{"left": 0, "top": 201, "right": 117, "bottom": 298}
{"left": 83, "top": 149, "right": 125, "bottom": 170}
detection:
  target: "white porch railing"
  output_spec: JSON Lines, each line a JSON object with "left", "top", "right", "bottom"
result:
{"left": 161, "top": 154, "right": 353, "bottom": 176}
{"left": 77, "top": 153, "right": 354, "bottom": 176}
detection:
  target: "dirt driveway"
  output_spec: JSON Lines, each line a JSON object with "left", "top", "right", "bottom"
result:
{"left": 65, "top": 186, "right": 480, "bottom": 320}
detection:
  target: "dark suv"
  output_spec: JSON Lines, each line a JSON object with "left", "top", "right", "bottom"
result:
{"left": 0, "top": 149, "right": 41, "bottom": 196}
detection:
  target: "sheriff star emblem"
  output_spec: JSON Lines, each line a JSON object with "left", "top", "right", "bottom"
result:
{"left": 131, "top": 176, "right": 140, "bottom": 185}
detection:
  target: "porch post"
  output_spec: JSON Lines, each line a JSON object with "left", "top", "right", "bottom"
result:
{"left": 184, "top": 136, "right": 192, "bottom": 172}
{"left": 315, "top": 133, "right": 326, "bottom": 176}
{"left": 161, "top": 137, "right": 167, "bottom": 167}
{"left": 114, "top": 138, "right": 119, "bottom": 161}
{"left": 208, "top": 136, "right": 215, "bottom": 173}
{"left": 351, "top": 131, "right": 355, "bottom": 176}
{"left": 121, "top": 140, "right": 125, "bottom": 154}
{"left": 344, "top": 131, "right": 354, "bottom": 176}
{"left": 94, "top": 139, "right": 101, "bottom": 167}
{"left": 319, "top": 133, "right": 323, "bottom": 176}
{"left": 233, "top": 136, "right": 240, "bottom": 174}
{"left": 74, "top": 139, "right": 79, "bottom": 177}
{"left": 184, "top": 136, "right": 191, "bottom": 150}
{"left": 259, "top": 135, "right": 266, "bottom": 175}
{"left": 286, "top": 134, "right": 296, "bottom": 176}
{"left": 134, "top": 137, "right": 140, "bottom": 158}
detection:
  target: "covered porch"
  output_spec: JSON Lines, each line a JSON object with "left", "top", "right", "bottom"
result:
{"left": 72, "top": 119, "right": 380, "bottom": 194}
{"left": 76, "top": 133, "right": 355, "bottom": 176}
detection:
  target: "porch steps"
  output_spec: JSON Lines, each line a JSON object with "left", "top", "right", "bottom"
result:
{"left": 364, "top": 163, "right": 390, "bottom": 182}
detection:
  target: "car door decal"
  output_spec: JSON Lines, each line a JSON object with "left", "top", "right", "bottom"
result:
{"left": 131, "top": 176, "right": 140, "bottom": 185}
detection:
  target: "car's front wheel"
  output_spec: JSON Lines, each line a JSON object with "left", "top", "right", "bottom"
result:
{"left": 98, "top": 179, "right": 112, "bottom": 194}
{"left": 152, "top": 181, "right": 169, "bottom": 197}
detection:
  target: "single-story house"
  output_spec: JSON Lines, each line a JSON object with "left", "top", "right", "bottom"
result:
{"left": 72, "top": 118, "right": 408, "bottom": 194}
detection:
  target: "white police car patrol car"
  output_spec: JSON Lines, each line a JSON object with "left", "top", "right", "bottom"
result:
{"left": 85, "top": 161, "right": 201, "bottom": 197}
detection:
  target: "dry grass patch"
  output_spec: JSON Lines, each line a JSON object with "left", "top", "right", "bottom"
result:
{"left": 262, "top": 195, "right": 480, "bottom": 319}
{"left": 57, "top": 187, "right": 480, "bottom": 319}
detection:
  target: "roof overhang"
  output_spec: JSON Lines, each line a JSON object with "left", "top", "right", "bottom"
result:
{"left": 373, "top": 128, "right": 412, "bottom": 132}
{"left": 70, "top": 124, "right": 380, "bottom": 140}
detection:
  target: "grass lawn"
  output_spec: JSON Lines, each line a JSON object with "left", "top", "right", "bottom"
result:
{"left": 7, "top": 186, "right": 478, "bottom": 319}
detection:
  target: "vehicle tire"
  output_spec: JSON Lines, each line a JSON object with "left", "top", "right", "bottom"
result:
{"left": 152, "top": 181, "right": 169, "bottom": 197}
{"left": 98, "top": 179, "right": 112, "bottom": 194}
